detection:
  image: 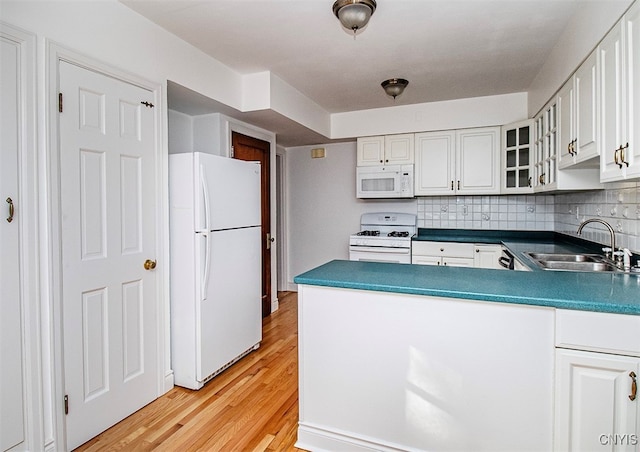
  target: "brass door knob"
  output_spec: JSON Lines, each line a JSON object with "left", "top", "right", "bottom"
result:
{"left": 144, "top": 259, "right": 157, "bottom": 270}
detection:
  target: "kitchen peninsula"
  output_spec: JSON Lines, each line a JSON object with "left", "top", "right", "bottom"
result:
{"left": 293, "top": 235, "right": 640, "bottom": 452}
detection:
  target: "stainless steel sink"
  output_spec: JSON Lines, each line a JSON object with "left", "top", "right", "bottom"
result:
{"left": 526, "top": 253, "right": 600, "bottom": 263}
{"left": 537, "top": 261, "right": 620, "bottom": 272}
{"left": 524, "top": 252, "right": 622, "bottom": 273}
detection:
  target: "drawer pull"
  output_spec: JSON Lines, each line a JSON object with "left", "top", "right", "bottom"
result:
{"left": 630, "top": 371, "right": 637, "bottom": 401}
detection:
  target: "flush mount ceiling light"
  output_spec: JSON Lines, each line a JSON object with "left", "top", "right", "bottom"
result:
{"left": 332, "top": 0, "right": 377, "bottom": 38}
{"left": 381, "top": 78, "right": 409, "bottom": 99}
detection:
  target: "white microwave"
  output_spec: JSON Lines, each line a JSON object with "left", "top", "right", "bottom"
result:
{"left": 356, "top": 164, "right": 414, "bottom": 198}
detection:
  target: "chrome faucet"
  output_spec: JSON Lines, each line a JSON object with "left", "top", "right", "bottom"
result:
{"left": 577, "top": 218, "right": 616, "bottom": 256}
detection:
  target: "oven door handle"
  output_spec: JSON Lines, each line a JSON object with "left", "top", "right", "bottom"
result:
{"left": 349, "top": 246, "right": 410, "bottom": 254}
{"left": 498, "top": 250, "right": 515, "bottom": 270}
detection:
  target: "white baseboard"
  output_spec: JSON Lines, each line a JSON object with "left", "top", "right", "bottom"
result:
{"left": 296, "top": 423, "right": 411, "bottom": 452}
{"left": 163, "top": 371, "right": 174, "bottom": 394}
{"left": 285, "top": 282, "right": 297, "bottom": 292}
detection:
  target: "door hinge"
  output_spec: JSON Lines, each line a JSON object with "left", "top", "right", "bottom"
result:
{"left": 64, "top": 394, "right": 69, "bottom": 415}
{"left": 230, "top": 145, "right": 235, "bottom": 158}
{"left": 141, "top": 101, "right": 154, "bottom": 108}
{"left": 58, "top": 93, "right": 63, "bottom": 113}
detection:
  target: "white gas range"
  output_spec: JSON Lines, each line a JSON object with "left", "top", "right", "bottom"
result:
{"left": 349, "top": 212, "right": 417, "bottom": 264}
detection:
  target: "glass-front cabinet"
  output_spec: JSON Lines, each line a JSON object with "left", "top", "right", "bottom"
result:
{"left": 533, "top": 96, "right": 602, "bottom": 193}
{"left": 533, "top": 100, "right": 558, "bottom": 192}
{"left": 502, "top": 119, "right": 533, "bottom": 193}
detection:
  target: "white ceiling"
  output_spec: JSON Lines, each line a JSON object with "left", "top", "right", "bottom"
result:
{"left": 120, "top": 0, "right": 603, "bottom": 146}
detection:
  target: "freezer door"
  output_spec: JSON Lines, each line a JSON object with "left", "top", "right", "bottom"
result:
{"left": 196, "top": 226, "right": 262, "bottom": 382}
{"left": 194, "top": 153, "right": 261, "bottom": 231}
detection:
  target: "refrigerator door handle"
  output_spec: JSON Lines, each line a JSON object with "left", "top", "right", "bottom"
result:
{"left": 199, "top": 164, "right": 211, "bottom": 232}
{"left": 201, "top": 231, "right": 211, "bottom": 301}
{"left": 199, "top": 164, "right": 212, "bottom": 301}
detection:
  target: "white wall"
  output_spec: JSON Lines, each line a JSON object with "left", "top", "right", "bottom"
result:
{"left": 528, "top": 0, "right": 632, "bottom": 116}
{"left": 0, "top": 3, "right": 286, "bottom": 449}
{"left": 1, "top": 0, "right": 332, "bottom": 139}
{"left": 332, "top": 93, "right": 527, "bottom": 139}
{"left": 168, "top": 110, "right": 193, "bottom": 154}
{"left": 285, "top": 142, "right": 417, "bottom": 284}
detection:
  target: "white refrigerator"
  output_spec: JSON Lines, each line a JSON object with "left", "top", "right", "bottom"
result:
{"left": 169, "top": 152, "right": 262, "bottom": 390}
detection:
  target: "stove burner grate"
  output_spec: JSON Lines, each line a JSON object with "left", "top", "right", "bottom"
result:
{"left": 388, "top": 231, "right": 410, "bottom": 237}
{"left": 357, "top": 230, "right": 380, "bottom": 236}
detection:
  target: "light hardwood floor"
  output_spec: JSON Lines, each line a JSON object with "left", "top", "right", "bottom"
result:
{"left": 76, "top": 291, "right": 305, "bottom": 451}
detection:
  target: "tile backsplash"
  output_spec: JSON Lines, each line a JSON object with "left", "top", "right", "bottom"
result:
{"left": 555, "top": 183, "right": 640, "bottom": 253}
{"left": 417, "top": 195, "right": 555, "bottom": 231}
{"left": 417, "top": 182, "right": 640, "bottom": 253}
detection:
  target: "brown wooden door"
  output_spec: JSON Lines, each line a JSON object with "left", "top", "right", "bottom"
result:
{"left": 232, "top": 132, "right": 271, "bottom": 317}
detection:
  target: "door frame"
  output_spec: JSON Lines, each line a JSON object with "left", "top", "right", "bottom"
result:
{"left": 45, "top": 42, "right": 171, "bottom": 449}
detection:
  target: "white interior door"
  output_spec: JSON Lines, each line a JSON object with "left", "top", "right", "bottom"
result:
{"left": 59, "top": 61, "right": 159, "bottom": 450}
{"left": 1, "top": 34, "right": 26, "bottom": 452}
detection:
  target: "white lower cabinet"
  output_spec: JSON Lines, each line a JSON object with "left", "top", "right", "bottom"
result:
{"left": 412, "top": 241, "right": 475, "bottom": 267}
{"left": 412, "top": 241, "right": 504, "bottom": 269}
{"left": 554, "top": 309, "right": 640, "bottom": 451}
{"left": 474, "top": 244, "right": 504, "bottom": 269}
{"left": 554, "top": 350, "right": 639, "bottom": 451}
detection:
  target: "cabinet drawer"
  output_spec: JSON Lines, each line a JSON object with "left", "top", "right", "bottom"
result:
{"left": 412, "top": 241, "right": 475, "bottom": 258}
{"left": 556, "top": 309, "right": 640, "bottom": 356}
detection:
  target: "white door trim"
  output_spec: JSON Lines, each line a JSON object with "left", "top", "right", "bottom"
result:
{"left": 45, "top": 41, "right": 171, "bottom": 450}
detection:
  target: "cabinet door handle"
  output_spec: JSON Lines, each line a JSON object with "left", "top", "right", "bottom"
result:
{"left": 6, "top": 197, "right": 14, "bottom": 223}
{"left": 568, "top": 140, "right": 576, "bottom": 156}
{"left": 630, "top": 371, "right": 637, "bottom": 401}
{"left": 451, "top": 181, "right": 454, "bottom": 191}
{"left": 457, "top": 180, "right": 460, "bottom": 190}
{"left": 528, "top": 176, "right": 532, "bottom": 188}
{"left": 614, "top": 146, "right": 623, "bottom": 168}
{"left": 621, "top": 143, "right": 629, "bottom": 167}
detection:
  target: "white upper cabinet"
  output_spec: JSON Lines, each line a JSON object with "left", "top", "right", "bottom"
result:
{"left": 533, "top": 101, "right": 555, "bottom": 191}
{"left": 533, "top": 98, "right": 602, "bottom": 193}
{"left": 558, "top": 51, "right": 599, "bottom": 169}
{"left": 501, "top": 119, "right": 533, "bottom": 193}
{"left": 600, "top": 1, "right": 640, "bottom": 182}
{"left": 356, "top": 134, "right": 414, "bottom": 166}
{"left": 414, "top": 131, "right": 456, "bottom": 195}
{"left": 415, "top": 127, "right": 500, "bottom": 196}
{"left": 456, "top": 127, "right": 501, "bottom": 194}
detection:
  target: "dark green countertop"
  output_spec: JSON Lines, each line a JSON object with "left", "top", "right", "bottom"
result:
{"left": 294, "top": 230, "right": 640, "bottom": 315}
